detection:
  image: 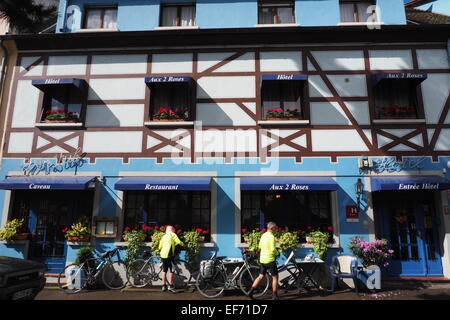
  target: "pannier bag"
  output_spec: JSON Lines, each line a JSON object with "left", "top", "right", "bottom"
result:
{"left": 200, "top": 259, "right": 215, "bottom": 278}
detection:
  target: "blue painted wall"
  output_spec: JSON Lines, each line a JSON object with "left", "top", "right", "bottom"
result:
{"left": 416, "top": 0, "right": 450, "bottom": 16}
{"left": 57, "top": 0, "right": 407, "bottom": 33}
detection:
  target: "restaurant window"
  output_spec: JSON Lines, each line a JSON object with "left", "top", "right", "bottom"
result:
{"left": 123, "top": 191, "right": 211, "bottom": 241}
{"left": 262, "top": 80, "right": 304, "bottom": 120}
{"left": 339, "top": 0, "right": 377, "bottom": 23}
{"left": 258, "top": 1, "right": 295, "bottom": 25}
{"left": 241, "top": 191, "right": 334, "bottom": 243}
{"left": 374, "top": 80, "right": 419, "bottom": 120}
{"left": 160, "top": 4, "right": 196, "bottom": 27}
{"left": 84, "top": 6, "right": 118, "bottom": 29}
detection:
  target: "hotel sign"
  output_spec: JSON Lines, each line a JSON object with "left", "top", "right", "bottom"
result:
{"left": 398, "top": 183, "right": 440, "bottom": 190}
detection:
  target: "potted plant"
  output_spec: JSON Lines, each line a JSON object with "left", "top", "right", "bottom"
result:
{"left": 242, "top": 227, "right": 263, "bottom": 252}
{"left": 266, "top": 108, "right": 300, "bottom": 121}
{"left": 63, "top": 216, "right": 91, "bottom": 242}
{"left": 305, "top": 229, "right": 331, "bottom": 260}
{"left": 277, "top": 231, "right": 300, "bottom": 254}
{"left": 152, "top": 107, "right": 187, "bottom": 122}
{"left": 150, "top": 226, "right": 166, "bottom": 255}
{"left": 180, "top": 228, "right": 204, "bottom": 273}
{"left": 348, "top": 237, "right": 394, "bottom": 291}
{"left": 123, "top": 227, "right": 146, "bottom": 265}
{"left": 43, "top": 109, "right": 80, "bottom": 123}
{"left": 0, "top": 218, "right": 28, "bottom": 242}
{"left": 75, "top": 246, "right": 97, "bottom": 269}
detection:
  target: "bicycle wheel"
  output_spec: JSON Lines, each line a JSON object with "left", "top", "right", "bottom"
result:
{"left": 127, "top": 259, "right": 154, "bottom": 288}
{"left": 57, "top": 263, "right": 89, "bottom": 294}
{"left": 195, "top": 270, "right": 226, "bottom": 298}
{"left": 239, "top": 265, "right": 270, "bottom": 298}
{"left": 279, "top": 265, "right": 301, "bottom": 291}
{"left": 102, "top": 260, "right": 128, "bottom": 290}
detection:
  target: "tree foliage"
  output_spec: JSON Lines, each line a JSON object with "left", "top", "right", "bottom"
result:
{"left": 0, "top": 0, "right": 58, "bottom": 34}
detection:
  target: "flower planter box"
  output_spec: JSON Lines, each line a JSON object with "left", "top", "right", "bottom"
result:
{"left": 67, "top": 236, "right": 90, "bottom": 242}
{"left": 12, "top": 233, "right": 30, "bottom": 240}
{"left": 266, "top": 117, "right": 301, "bottom": 121}
{"left": 379, "top": 115, "right": 417, "bottom": 120}
{"left": 44, "top": 119, "right": 79, "bottom": 123}
{"left": 199, "top": 236, "right": 206, "bottom": 242}
{"left": 152, "top": 118, "right": 186, "bottom": 122}
{"left": 305, "top": 236, "right": 314, "bottom": 244}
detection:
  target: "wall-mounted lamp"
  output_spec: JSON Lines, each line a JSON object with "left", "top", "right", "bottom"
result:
{"left": 358, "top": 156, "right": 372, "bottom": 170}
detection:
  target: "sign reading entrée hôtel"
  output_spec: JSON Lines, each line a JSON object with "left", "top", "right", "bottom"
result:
{"left": 399, "top": 183, "right": 440, "bottom": 190}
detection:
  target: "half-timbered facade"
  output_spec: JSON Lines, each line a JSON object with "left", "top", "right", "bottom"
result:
{"left": 0, "top": 1, "right": 449, "bottom": 280}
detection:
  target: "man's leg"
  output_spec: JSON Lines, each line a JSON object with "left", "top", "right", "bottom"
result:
{"left": 272, "top": 275, "right": 279, "bottom": 300}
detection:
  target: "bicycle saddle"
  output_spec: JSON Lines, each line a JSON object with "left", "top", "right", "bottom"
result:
{"left": 215, "top": 256, "right": 227, "bottom": 260}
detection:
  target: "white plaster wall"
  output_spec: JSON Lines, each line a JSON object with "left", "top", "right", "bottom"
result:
{"left": 311, "top": 130, "right": 369, "bottom": 151}
{"left": 196, "top": 103, "right": 256, "bottom": 126}
{"left": 20, "top": 57, "right": 43, "bottom": 76}
{"left": 11, "top": 80, "right": 40, "bottom": 128}
{"left": 214, "top": 52, "right": 255, "bottom": 73}
{"left": 85, "top": 104, "right": 145, "bottom": 127}
{"left": 88, "top": 78, "right": 146, "bottom": 100}
{"left": 260, "top": 51, "right": 302, "bottom": 72}
{"left": 417, "top": 49, "right": 450, "bottom": 70}
{"left": 327, "top": 75, "right": 368, "bottom": 97}
{"left": 369, "top": 50, "right": 413, "bottom": 70}
{"left": 8, "top": 132, "right": 34, "bottom": 153}
{"left": 310, "top": 101, "right": 370, "bottom": 125}
{"left": 309, "top": 76, "right": 332, "bottom": 97}
{"left": 421, "top": 74, "right": 450, "bottom": 124}
{"left": 147, "top": 130, "right": 191, "bottom": 152}
{"left": 435, "top": 129, "right": 450, "bottom": 151}
{"left": 197, "top": 76, "right": 255, "bottom": 99}
{"left": 311, "top": 50, "right": 365, "bottom": 71}
{"left": 198, "top": 52, "right": 235, "bottom": 73}
{"left": 83, "top": 131, "right": 142, "bottom": 153}
{"left": 91, "top": 54, "right": 148, "bottom": 75}
{"left": 47, "top": 55, "right": 87, "bottom": 75}
{"left": 151, "top": 53, "right": 193, "bottom": 74}
{"left": 195, "top": 129, "right": 257, "bottom": 153}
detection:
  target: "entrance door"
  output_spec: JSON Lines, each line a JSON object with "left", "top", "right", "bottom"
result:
{"left": 11, "top": 190, "right": 93, "bottom": 274}
{"left": 375, "top": 191, "right": 443, "bottom": 276}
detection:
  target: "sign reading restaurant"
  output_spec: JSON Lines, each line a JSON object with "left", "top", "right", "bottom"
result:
{"left": 144, "top": 184, "right": 179, "bottom": 190}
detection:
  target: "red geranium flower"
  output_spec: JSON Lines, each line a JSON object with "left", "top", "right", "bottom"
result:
{"left": 124, "top": 227, "right": 130, "bottom": 231}
{"left": 307, "top": 226, "right": 312, "bottom": 230}
{"left": 177, "top": 229, "right": 182, "bottom": 234}
{"left": 196, "top": 228, "right": 203, "bottom": 233}
{"left": 262, "top": 228, "right": 267, "bottom": 232}
{"left": 327, "top": 226, "right": 333, "bottom": 231}
{"left": 202, "top": 229, "right": 209, "bottom": 235}
{"left": 154, "top": 226, "right": 159, "bottom": 230}
{"left": 241, "top": 228, "right": 247, "bottom": 233}
{"left": 277, "top": 108, "right": 282, "bottom": 112}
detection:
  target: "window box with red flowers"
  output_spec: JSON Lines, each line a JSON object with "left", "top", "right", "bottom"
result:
{"left": 62, "top": 216, "right": 91, "bottom": 243}
{"left": 266, "top": 108, "right": 301, "bottom": 120}
{"left": 152, "top": 108, "right": 188, "bottom": 121}
{"left": 43, "top": 109, "right": 81, "bottom": 123}
{"left": 377, "top": 106, "right": 417, "bottom": 120}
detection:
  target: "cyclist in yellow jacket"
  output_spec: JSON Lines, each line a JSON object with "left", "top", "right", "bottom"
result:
{"left": 159, "top": 225, "right": 184, "bottom": 293}
{"left": 248, "top": 221, "right": 280, "bottom": 300}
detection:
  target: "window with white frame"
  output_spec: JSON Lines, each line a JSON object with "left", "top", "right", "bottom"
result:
{"left": 160, "top": 4, "right": 196, "bottom": 27}
{"left": 84, "top": 6, "right": 118, "bottom": 29}
{"left": 339, "top": 0, "right": 377, "bottom": 23}
{"left": 258, "top": 1, "right": 295, "bottom": 24}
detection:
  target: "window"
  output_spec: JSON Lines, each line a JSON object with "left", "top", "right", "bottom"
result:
{"left": 374, "top": 80, "right": 419, "bottom": 120}
{"left": 241, "top": 191, "right": 334, "bottom": 243}
{"left": 150, "top": 82, "right": 191, "bottom": 120}
{"left": 84, "top": 6, "right": 118, "bottom": 29}
{"left": 262, "top": 80, "right": 304, "bottom": 120}
{"left": 160, "top": 4, "right": 196, "bottom": 27}
{"left": 41, "top": 87, "right": 82, "bottom": 122}
{"left": 339, "top": 1, "right": 376, "bottom": 23}
{"left": 258, "top": 1, "right": 295, "bottom": 24}
{"left": 123, "top": 191, "right": 211, "bottom": 241}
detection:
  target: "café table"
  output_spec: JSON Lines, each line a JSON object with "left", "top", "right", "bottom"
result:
{"left": 295, "top": 257, "right": 325, "bottom": 290}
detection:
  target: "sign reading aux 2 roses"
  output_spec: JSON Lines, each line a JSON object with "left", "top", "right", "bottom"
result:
{"left": 145, "top": 76, "right": 190, "bottom": 83}
{"left": 269, "top": 184, "right": 309, "bottom": 191}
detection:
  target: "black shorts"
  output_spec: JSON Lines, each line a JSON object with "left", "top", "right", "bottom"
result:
{"left": 161, "top": 256, "right": 174, "bottom": 272}
{"left": 259, "top": 262, "right": 278, "bottom": 276}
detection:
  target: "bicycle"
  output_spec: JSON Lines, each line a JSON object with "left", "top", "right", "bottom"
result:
{"left": 57, "top": 248, "right": 128, "bottom": 293}
{"left": 195, "top": 250, "right": 270, "bottom": 299}
{"left": 126, "top": 250, "right": 196, "bottom": 290}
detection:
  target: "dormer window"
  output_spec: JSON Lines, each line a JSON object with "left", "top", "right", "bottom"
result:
{"left": 339, "top": 0, "right": 377, "bottom": 23}
{"left": 372, "top": 73, "right": 427, "bottom": 120}
{"left": 84, "top": 6, "right": 118, "bottom": 29}
{"left": 258, "top": 1, "right": 295, "bottom": 25}
{"left": 160, "top": 4, "right": 196, "bottom": 27}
